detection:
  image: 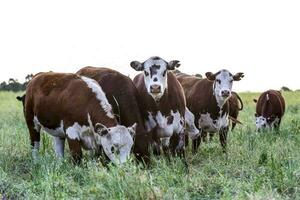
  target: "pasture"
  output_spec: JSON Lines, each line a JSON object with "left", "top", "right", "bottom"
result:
{"left": 0, "top": 91, "right": 299, "bottom": 199}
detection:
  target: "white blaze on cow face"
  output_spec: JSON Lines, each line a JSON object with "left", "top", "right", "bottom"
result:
{"left": 185, "top": 108, "right": 200, "bottom": 140}
{"left": 130, "top": 56, "right": 180, "bottom": 102}
{"left": 96, "top": 123, "right": 136, "bottom": 164}
{"left": 206, "top": 70, "right": 244, "bottom": 108}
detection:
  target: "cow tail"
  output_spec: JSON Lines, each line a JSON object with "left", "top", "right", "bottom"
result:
{"left": 236, "top": 94, "right": 243, "bottom": 111}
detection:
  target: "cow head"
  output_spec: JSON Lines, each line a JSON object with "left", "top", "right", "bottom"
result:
{"left": 255, "top": 114, "right": 278, "bottom": 131}
{"left": 130, "top": 56, "right": 180, "bottom": 101}
{"left": 95, "top": 123, "right": 136, "bottom": 164}
{"left": 206, "top": 70, "right": 244, "bottom": 105}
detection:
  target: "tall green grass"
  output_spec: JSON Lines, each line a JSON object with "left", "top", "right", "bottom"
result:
{"left": 0, "top": 91, "right": 299, "bottom": 199}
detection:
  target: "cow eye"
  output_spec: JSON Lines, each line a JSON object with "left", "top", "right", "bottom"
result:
{"left": 144, "top": 71, "right": 149, "bottom": 76}
{"left": 216, "top": 79, "right": 221, "bottom": 84}
{"left": 230, "top": 80, "right": 233, "bottom": 83}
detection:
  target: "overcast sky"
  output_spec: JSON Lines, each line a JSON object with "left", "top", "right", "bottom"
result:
{"left": 0, "top": 0, "right": 299, "bottom": 92}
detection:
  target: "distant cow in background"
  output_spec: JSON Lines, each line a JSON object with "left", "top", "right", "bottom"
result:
{"left": 177, "top": 70, "right": 244, "bottom": 153}
{"left": 76, "top": 67, "right": 151, "bottom": 164}
{"left": 254, "top": 90, "right": 285, "bottom": 131}
{"left": 21, "top": 72, "right": 136, "bottom": 164}
{"left": 131, "top": 56, "right": 186, "bottom": 159}
{"left": 228, "top": 91, "right": 244, "bottom": 130}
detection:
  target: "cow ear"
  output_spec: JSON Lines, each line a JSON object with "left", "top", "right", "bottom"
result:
{"left": 128, "top": 123, "right": 137, "bottom": 138}
{"left": 167, "top": 60, "right": 180, "bottom": 70}
{"left": 95, "top": 123, "right": 109, "bottom": 136}
{"left": 130, "top": 61, "right": 143, "bottom": 71}
{"left": 16, "top": 96, "right": 22, "bottom": 101}
{"left": 233, "top": 72, "right": 244, "bottom": 81}
{"left": 253, "top": 99, "right": 257, "bottom": 103}
{"left": 205, "top": 72, "right": 215, "bottom": 81}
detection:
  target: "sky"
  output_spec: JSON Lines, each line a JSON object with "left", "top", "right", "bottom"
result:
{"left": 0, "top": 0, "right": 299, "bottom": 92}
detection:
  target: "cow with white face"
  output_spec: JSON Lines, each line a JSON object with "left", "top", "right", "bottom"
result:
{"left": 206, "top": 70, "right": 244, "bottom": 107}
{"left": 130, "top": 56, "right": 180, "bottom": 102}
{"left": 176, "top": 70, "right": 244, "bottom": 153}
{"left": 131, "top": 56, "right": 187, "bottom": 159}
{"left": 20, "top": 72, "right": 136, "bottom": 164}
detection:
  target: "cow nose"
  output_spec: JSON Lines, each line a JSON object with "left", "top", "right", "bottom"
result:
{"left": 221, "top": 90, "right": 230, "bottom": 97}
{"left": 150, "top": 85, "right": 161, "bottom": 93}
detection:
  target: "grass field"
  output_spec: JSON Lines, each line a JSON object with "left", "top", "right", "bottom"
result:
{"left": 0, "top": 91, "right": 299, "bottom": 199}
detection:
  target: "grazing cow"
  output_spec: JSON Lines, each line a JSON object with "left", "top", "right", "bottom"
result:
{"left": 176, "top": 70, "right": 244, "bottom": 153}
{"left": 76, "top": 67, "right": 151, "bottom": 164}
{"left": 22, "top": 72, "right": 136, "bottom": 164}
{"left": 254, "top": 90, "right": 285, "bottom": 131}
{"left": 130, "top": 56, "right": 186, "bottom": 158}
{"left": 228, "top": 91, "right": 244, "bottom": 130}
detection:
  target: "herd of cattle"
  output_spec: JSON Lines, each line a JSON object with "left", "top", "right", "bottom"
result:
{"left": 16, "top": 56, "right": 286, "bottom": 165}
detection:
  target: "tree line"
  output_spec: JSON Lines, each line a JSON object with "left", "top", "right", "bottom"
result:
{"left": 0, "top": 74, "right": 33, "bottom": 92}
{"left": 0, "top": 72, "right": 296, "bottom": 92}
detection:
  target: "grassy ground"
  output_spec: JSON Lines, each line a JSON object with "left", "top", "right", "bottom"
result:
{"left": 0, "top": 91, "right": 299, "bottom": 199}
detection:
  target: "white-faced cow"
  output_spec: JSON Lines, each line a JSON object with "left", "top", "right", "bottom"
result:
{"left": 254, "top": 90, "right": 285, "bottom": 131}
{"left": 130, "top": 56, "right": 186, "bottom": 158}
{"left": 76, "top": 67, "right": 151, "bottom": 164}
{"left": 22, "top": 72, "right": 136, "bottom": 164}
{"left": 176, "top": 70, "right": 244, "bottom": 153}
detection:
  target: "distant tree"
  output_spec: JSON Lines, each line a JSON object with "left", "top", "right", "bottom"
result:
{"left": 23, "top": 74, "right": 33, "bottom": 88}
{"left": 281, "top": 86, "right": 292, "bottom": 92}
{"left": 0, "top": 81, "right": 7, "bottom": 90}
{"left": 194, "top": 73, "right": 202, "bottom": 79}
{"left": 172, "top": 69, "right": 182, "bottom": 74}
{"left": 0, "top": 74, "right": 33, "bottom": 92}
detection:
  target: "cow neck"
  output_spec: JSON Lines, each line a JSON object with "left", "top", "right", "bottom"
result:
{"left": 90, "top": 111, "right": 117, "bottom": 128}
{"left": 211, "top": 83, "right": 228, "bottom": 118}
{"left": 153, "top": 89, "right": 169, "bottom": 114}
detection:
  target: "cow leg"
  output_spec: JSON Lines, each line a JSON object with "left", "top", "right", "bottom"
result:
{"left": 201, "top": 131, "right": 208, "bottom": 143}
{"left": 209, "top": 132, "right": 214, "bottom": 142}
{"left": 231, "top": 122, "right": 237, "bottom": 131}
{"left": 185, "top": 131, "right": 189, "bottom": 149}
{"left": 67, "top": 138, "right": 82, "bottom": 164}
{"left": 53, "top": 137, "right": 65, "bottom": 158}
{"left": 274, "top": 118, "right": 281, "bottom": 133}
{"left": 192, "top": 136, "right": 201, "bottom": 154}
{"left": 25, "top": 117, "right": 41, "bottom": 159}
{"left": 173, "top": 131, "right": 189, "bottom": 172}
{"left": 219, "top": 126, "right": 229, "bottom": 153}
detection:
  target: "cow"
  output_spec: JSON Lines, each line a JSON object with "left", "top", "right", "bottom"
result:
{"left": 228, "top": 91, "right": 243, "bottom": 130}
{"left": 253, "top": 90, "right": 285, "bottom": 131}
{"left": 176, "top": 70, "right": 244, "bottom": 153}
{"left": 76, "top": 67, "right": 151, "bottom": 164}
{"left": 22, "top": 72, "right": 136, "bottom": 164}
{"left": 130, "top": 56, "right": 186, "bottom": 159}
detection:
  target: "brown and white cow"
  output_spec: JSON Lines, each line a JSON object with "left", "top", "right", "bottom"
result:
{"left": 228, "top": 91, "right": 244, "bottom": 130}
{"left": 22, "top": 72, "right": 136, "bottom": 164}
{"left": 176, "top": 70, "right": 244, "bottom": 153}
{"left": 130, "top": 56, "right": 186, "bottom": 157}
{"left": 254, "top": 90, "right": 285, "bottom": 131}
{"left": 76, "top": 67, "right": 151, "bottom": 164}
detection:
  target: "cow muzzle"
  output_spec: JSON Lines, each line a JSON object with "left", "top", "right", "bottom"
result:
{"left": 221, "top": 90, "right": 231, "bottom": 98}
{"left": 150, "top": 84, "right": 161, "bottom": 94}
